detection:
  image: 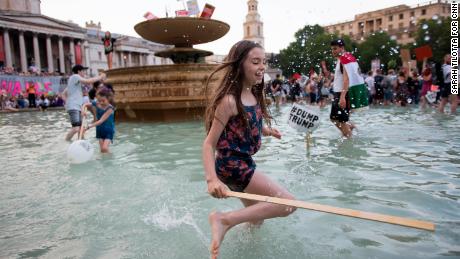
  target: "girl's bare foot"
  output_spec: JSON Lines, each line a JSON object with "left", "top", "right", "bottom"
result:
{"left": 209, "top": 212, "right": 230, "bottom": 259}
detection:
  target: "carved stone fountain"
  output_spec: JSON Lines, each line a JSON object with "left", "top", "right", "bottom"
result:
{"left": 106, "top": 17, "right": 229, "bottom": 121}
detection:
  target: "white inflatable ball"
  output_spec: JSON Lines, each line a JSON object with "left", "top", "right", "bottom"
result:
{"left": 67, "top": 140, "right": 94, "bottom": 164}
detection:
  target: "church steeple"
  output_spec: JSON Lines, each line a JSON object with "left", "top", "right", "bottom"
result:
{"left": 243, "top": 0, "right": 264, "bottom": 48}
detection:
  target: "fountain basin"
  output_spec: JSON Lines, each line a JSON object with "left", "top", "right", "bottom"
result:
{"left": 106, "top": 63, "right": 222, "bottom": 122}
{"left": 134, "top": 17, "right": 230, "bottom": 47}
{"left": 107, "top": 17, "right": 229, "bottom": 122}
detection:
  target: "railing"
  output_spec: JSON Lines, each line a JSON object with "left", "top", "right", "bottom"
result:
{"left": 410, "top": 0, "right": 452, "bottom": 9}
{"left": 323, "top": 0, "right": 451, "bottom": 27}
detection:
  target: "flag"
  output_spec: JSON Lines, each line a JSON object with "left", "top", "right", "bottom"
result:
{"left": 0, "top": 35, "right": 4, "bottom": 62}
{"left": 340, "top": 52, "right": 369, "bottom": 110}
{"left": 144, "top": 12, "right": 158, "bottom": 20}
{"left": 75, "top": 44, "right": 82, "bottom": 65}
{"left": 200, "top": 3, "right": 215, "bottom": 19}
{"left": 187, "top": 0, "right": 200, "bottom": 16}
{"left": 175, "top": 9, "right": 189, "bottom": 16}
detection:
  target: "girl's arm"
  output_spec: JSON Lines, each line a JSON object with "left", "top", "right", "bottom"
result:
{"left": 87, "top": 107, "right": 113, "bottom": 128}
{"left": 82, "top": 101, "right": 97, "bottom": 121}
{"left": 262, "top": 126, "right": 281, "bottom": 139}
{"left": 202, "top": 95, "right": 237, "bottom": 198}
{"left": 81, "top": 102, "right": 92, "bottom": 118}
{"left": 90, "top": 105, "right": 97, "bottom": 122}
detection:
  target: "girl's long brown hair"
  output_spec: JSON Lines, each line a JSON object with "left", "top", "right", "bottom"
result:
{"left": 204, "top": 40, "right": 271, "bottom": 133}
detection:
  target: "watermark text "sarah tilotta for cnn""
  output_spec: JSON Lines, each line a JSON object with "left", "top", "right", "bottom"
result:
{"left": 452, "top": 1, "right": 458, "bottom": 94}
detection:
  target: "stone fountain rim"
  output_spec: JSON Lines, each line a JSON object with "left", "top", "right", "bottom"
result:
{"left": 134, "top": 17, "right": 230, "bottom": 46}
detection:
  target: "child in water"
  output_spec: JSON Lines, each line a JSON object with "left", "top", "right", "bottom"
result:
{"left": 202, "top": 40, "right": 296, "bottom": 259}
{"left": 83, "top": 88, "right": 115, "bottom": 153}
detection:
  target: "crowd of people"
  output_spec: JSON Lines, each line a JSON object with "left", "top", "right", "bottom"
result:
{"left": 0, "top": 89, "right": 65, "bottom": 112}
{"left": 267, "top": 72, "right": 333, "bottom": 108}
{"left": 265, "top": 54, "right": 457, "bottom": 115}
{"left": 0, "top": 72, "right": 112, "bottom": 113}
{"left": 364, "top": 54, "right": 456, "bottom": 113}
{"left": 0, "top": 64, "right": 74, "bottom": 112}
{"left": 0, "top": 65, "right": 66, "bottom": 77}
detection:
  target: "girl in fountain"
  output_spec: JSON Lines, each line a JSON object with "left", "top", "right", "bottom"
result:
{"left": 83, "top": 87, "right": 115, "bottom": 153}
{"left": 202, "top": 40, "right": 296, "bottom": 259}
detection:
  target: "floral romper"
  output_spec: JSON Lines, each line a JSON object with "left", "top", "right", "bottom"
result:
{"left": 215, "top": 105, "right": 262, "bottom": 192}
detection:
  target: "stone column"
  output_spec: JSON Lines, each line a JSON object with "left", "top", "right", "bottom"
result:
{"left": 69, "top": 39, "right": 76, "bottom": 66}
{"left": 127, "top": 52, "right": 132, "bottom": 67}
{"left": 46, "top": 34, "right": 54, "bottom": 73}
{"left": 111, "top": 50, "right": 116, "bottom": 67}
{"left": 139, "top": 53, "right": 144, "bottom": 66}
{"left": 32, "top": 32, "right": 41, "bottom": 72}
{"left": 114, "top": 50, "right": 120, "bottom": 68}
{"left": 83, "top": 40, "right": 90, "bottom": 68}
{"left": 120, "top": 52, "right": 125, "bottom": 67}
{"left": 58, "top": 36, "right": 65, "bottom": 73}
{"left": 3, "top": 29, "right": 13, "bottom": 68}
{"left": 18, "top": 30, "right": 27, "bottom": 73}
{"left": 147, "top": 54, "right": 154, "bottom": 65}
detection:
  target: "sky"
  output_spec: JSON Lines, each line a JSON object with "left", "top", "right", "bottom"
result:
{"left": 41, "top": 0, "right": 426, "bottom": 55}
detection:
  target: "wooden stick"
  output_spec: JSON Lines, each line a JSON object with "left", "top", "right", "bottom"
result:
{"left": 78, "top": 106, "right": 87, "bottom": 140}
{"left": 226, "top": 191, "right": 435, "bottom": 231}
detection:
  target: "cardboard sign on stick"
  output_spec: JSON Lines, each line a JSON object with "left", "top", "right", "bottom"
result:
{"left": 287, "top": 103, "right": 320, "bottom": 133}
{"left": 414, "top": 45, "right": 433, "bottom": 61}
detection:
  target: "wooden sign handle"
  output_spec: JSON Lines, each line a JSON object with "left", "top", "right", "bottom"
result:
{"left": 227, "top": 191, "right": 435, "bottom": 231}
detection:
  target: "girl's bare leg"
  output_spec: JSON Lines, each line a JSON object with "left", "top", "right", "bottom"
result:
{"left": 209, "top": 172, "right": 295, "bottom": 259}
{"left": 100, "top": 139, "right": 111, "bottom": 153}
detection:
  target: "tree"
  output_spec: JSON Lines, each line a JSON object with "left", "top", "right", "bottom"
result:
{"left": 355, "top": 31, "right": 400, "bottom": 72}
{"left": 413, "top": 17, "right": 451, "bottom": 64}
{"left": 277, "top": 25, "right": 355, "bottom": 78}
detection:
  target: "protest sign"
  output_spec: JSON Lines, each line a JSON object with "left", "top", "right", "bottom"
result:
{"left": 287, "top": 103, "right": 320, "bottom": 133}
